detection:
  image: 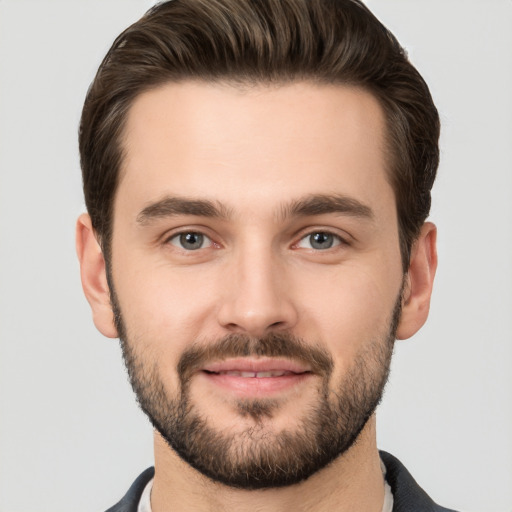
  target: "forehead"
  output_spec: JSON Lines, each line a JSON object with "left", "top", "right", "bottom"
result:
{"left": 118, "top": 81, "right": 393, "bottom": 220}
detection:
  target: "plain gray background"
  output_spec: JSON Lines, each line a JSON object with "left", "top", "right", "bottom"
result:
{"left": 1, "top": 1, "right": 511, "bottom": 511}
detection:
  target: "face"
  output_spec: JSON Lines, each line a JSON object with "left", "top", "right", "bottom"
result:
{"left": 108, "top": 82, "right": 406, "bottom": 488}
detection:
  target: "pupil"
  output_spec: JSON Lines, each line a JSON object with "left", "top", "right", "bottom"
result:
{"left": 180, "top": 232, "right": 203, "bottom": 250}
{"left": 311, "top": 232, "right": 333, "bottom": 249}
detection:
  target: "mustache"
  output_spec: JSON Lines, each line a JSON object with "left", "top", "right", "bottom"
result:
{"left": 177, "top": 332, "right": 334, "bottom": 384}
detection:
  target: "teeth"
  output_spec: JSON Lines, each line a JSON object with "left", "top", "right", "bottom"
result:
{"left": 218, "top": 370, "right": 291, "bottom": 378}
{"left": 256, "top": 371, "right": 285, "bottom": 377}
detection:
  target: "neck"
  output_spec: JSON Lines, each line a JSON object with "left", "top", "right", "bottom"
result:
{"left": 151, "top": 415, "right": 385, "bottom": 512}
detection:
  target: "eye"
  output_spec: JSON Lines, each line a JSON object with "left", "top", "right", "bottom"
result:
{"left": 168, "top": 232, "right": 212, "bottom": 250}
{"left": 296, "top": 231, "right": 343, "bottom": 250}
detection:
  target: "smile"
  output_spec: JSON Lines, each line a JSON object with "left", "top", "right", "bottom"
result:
{"left": 206, "top": 370, "right": 298, "bottom": 378}
{"left": 198, "top": 358, "right": 313, "bottom": 397}
{"left": 202, "top": 357, "right": 312, "bottom": 375}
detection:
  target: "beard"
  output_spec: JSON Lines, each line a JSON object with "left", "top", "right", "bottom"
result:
{"left": 111, "top": 288, "right": 401, "bottom": 490}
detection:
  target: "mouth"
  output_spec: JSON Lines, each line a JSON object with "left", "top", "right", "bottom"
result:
{"left": 199, "top": 358, "right": 313, "bottom": 396}
{"left": 205, "top": 369, "right": 299, "bottom": 378}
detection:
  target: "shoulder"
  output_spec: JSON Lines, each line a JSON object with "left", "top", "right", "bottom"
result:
{"left": 380, "top": 451, "right": 459, "bottom": 512}
{"left": 105, "top": 467, "right": 155, "bottom": 512}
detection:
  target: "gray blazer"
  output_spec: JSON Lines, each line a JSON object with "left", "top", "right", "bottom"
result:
{"left": 105, "top": 451, "right": 459, "bottom": 512}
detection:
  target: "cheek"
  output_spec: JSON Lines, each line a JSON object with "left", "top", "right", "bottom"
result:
{"left": 295, "top": 262, "right": 400, "bottom": 362}
{"left": 111, "top": 256, "right": 223, "bottom": 374}
{"left": 109, "top": 200, "right": 214, "bottom": 346}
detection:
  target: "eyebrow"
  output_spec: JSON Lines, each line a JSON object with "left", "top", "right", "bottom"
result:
{"left": 278, "top": 193, "right": 374, "bottom": 222}
{"left": 137, "top": 196, "right": 231, "bottom": 225}
{"left": 136, "top": 193, "right": 373, "bottom": 225}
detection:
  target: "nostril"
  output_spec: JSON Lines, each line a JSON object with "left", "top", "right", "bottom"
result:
{"left": 217, "top": 297, "right": 299, "bottom": 337}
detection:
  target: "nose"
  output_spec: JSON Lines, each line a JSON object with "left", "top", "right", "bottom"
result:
{"left": 216, "top": 244, "right": 299, "bottom": 337}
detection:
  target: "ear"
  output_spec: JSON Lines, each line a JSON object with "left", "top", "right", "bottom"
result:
{"left": 396, "top": 222, "right": 438, "bottom": 340}
{"left": 76, "top": 213, "right": 118, "bottom": 338}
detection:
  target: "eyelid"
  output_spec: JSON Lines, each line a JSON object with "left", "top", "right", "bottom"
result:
{"left": 292, "top": 228, "right": 351, "bottom": 250}
{"left": 162, "top": 226, "right": 220, "bottom": 250}
{"left": 168, "top": 232, "right": 212, "bottom": 249}
{"left": 159, "top": 225, "right": 351, "bottom": 251}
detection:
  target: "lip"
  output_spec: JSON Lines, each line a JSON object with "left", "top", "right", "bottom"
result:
{"left": 202, "top": 357, "right": 311, "bottom": 374}
{"left": 199, "top": 358, "right": 313, "bottom": 397}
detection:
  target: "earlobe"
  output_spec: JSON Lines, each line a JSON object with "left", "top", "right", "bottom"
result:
{"left": 396, "top": 222, "right": 438, "bottom": 340}
{"left": 76, "top": 213, "right": 118, "bottom": 339}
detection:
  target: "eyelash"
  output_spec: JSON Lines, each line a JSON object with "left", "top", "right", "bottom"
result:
{"left": 166, "top": 231, "right": 216, "bottom": 251}
{"left": 293, "top": 231, "right": 348, "bottom": 251}
{"left": 165, "top": 229, "right": 349, "bottom": 252}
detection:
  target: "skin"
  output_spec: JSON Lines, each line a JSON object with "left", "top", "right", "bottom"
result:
{"left": 77, "top": 82, "right": 437, "bottom": 512}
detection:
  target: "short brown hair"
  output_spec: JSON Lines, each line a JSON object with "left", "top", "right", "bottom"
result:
{"left": 79, "top": 0, "right": 440, "bottom": 270}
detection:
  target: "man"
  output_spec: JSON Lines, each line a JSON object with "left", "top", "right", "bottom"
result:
{"left": 76, "top": 0, "right": 457, "bottom": 510}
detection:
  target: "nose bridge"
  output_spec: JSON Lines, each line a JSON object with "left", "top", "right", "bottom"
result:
{"left": 217, "top": 236, "right": 297, "bottom": 335}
